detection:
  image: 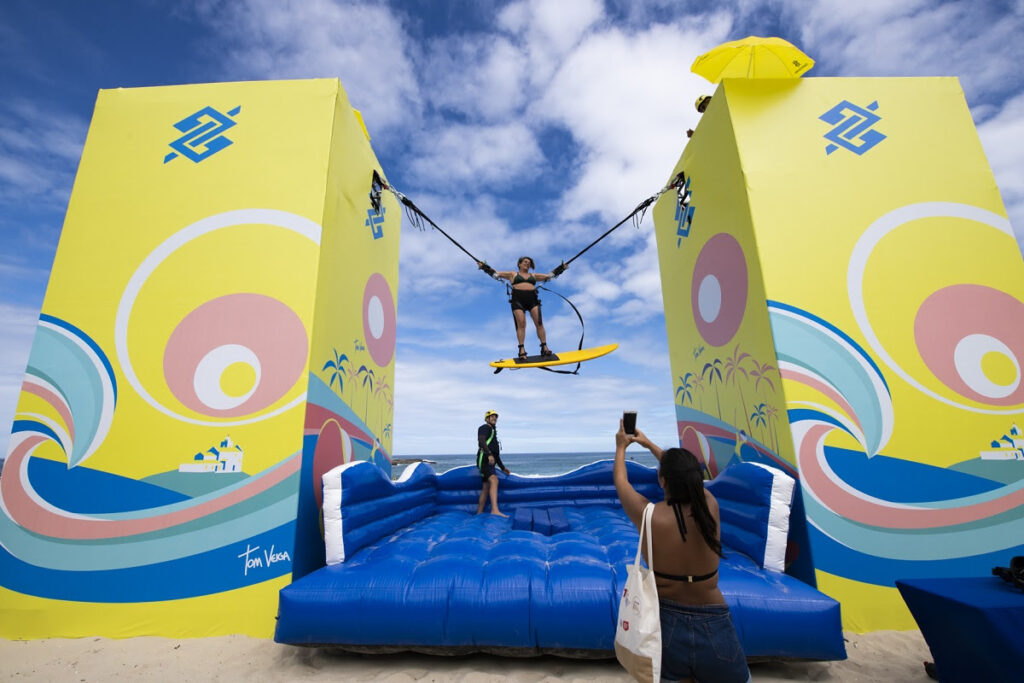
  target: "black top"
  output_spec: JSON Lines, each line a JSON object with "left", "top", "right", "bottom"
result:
{"left": 477, "top": 423, "right": 504, "bottom": 470}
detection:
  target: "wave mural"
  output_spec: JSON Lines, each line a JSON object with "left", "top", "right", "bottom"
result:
{"left": 770, "top": 301, "right": 1024, "bottom": 585}
{"left": 1, "top": 315, "right": 300, "bottom": 601}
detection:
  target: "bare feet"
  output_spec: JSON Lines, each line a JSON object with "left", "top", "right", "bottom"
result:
{"left": 492, "top": 511, "right": 508, "bottom": 517}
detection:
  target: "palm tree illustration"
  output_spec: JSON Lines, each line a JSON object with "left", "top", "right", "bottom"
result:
{"left": 724, "top": 345, "right": 752, "bottom": 433}
{"left": 356, "top": 365, "right": 376, "bottom": 425}
{"left": 750, "top": 403, "right": 768, "bottom": 444}
{"left": 341, "top": 354, "right": 357, "bottom": 403}
{"left": 374, "top": 378, "right": 391, "bottom": 439}
{"left": 749, "top": 359, "right": 777, "bottom": 399}
{"left": 321, "top": 349, "right": 348, "bottom": 396}
{"left": 764, "top": 403, "right": 781, "bottom": 453}
{"left": 692, "top": 374, "right": 705, "bottom": 412}
{"left": 701, "top": 359, "right": 723, "bottom": 419}
{"left": 675, "top": 372, "right": 695, "bottom": 407}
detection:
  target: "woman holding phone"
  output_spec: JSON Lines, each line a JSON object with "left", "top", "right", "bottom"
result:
{"left": 613, "top": 419, "right": 749, "bottom": 682}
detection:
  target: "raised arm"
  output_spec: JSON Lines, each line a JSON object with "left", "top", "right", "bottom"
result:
{"left": 614, "top": 420, "right": 650, "bottom": 528}
{"left": 534, "top": 262, "right": 567, "bottom": 282}
{"left": 476, "top": 261, "right": 514, "bottom": 280}
{"left": 630, "top": 429, "right": 664, "bottom": 462}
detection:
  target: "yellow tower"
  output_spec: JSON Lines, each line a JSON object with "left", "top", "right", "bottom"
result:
{"left": 654, "top": 77, "right": 1023, "bottom": 630}
{"left": 0, "top": 79, "right": 399, "bottom": 638}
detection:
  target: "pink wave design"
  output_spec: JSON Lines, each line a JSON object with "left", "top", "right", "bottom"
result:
{"left": 796, "top": 422, "right": 1024, "bottom": 529}
{"left": 23, "top": 380, "right": 75, "bottom": 443}
{"left": 779, "top": 366, "right": 863, "bottom": 436}
{"left": 2, "top": 434, "right": 300, "bottom": 540}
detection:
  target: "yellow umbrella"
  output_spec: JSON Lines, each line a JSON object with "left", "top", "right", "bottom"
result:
{"left": 691, "top": 36, "right": 814, "bottom": 83}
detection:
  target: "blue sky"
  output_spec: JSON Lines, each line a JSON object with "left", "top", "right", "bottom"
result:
{"left": 1, "top": 0, "right": 1022, "bottom": 458}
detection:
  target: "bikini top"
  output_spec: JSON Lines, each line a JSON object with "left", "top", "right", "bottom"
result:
{"left": 652, "top": 501, "right": 719, "bottom": 583}
{"left": 512, "top": 273, "right": 536, "bottom": 285}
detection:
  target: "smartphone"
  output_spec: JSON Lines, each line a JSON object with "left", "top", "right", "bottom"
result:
{"left": 623, "top": 410, "right": 637, "bottom": 435}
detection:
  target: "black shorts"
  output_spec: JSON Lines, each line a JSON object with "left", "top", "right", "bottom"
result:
{"left": 510, "top": 287, "right": 540, "bottom": 312}
{"left": 480, "top": 463, "right": 496, "bottom": 480}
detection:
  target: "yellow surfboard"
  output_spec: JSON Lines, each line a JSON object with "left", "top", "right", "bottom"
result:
{"left": 490, "top": 343, "right": 619, "bottom": 370}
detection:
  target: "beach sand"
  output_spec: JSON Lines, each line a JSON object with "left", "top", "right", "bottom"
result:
{"left": 1, "top": 630, "right": 933, "bottom": 681}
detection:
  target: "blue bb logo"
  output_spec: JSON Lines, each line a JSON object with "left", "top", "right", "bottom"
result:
{"left": 164, "top": 105, "right": 241, "bottom": 163}
{"left": 365, "top": 206, "right": 385, "bottom": 240}
{"left": 675, "top": 176, "right": 694, "bottom": 247}
{"left": 819, "top": 100, "right": 886, "bottom": 156}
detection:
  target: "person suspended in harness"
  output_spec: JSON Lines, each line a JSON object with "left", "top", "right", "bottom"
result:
{"left": 477, "top": 256, "right": 566, "bottom": 360}
{"left": 476, "top": 409, "right": 510, "bottom": 516}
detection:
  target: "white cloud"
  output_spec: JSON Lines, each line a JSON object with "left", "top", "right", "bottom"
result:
{"left": 194, "top": 0, "right": 422, "bottom": 132}
{"left": 422, "top": 35, "right": 528, "bottom": 121}
{"left": 406, "top": 122, "right": 544, "bottom": 189}
{"left": 0, "top": 99, "right": 86, "bottom": 205}
{"left": 977, "top": 91, "right": 1024, "bottom": 252}
{"left": 794, "top": 0, "right": 1024, "bottom": 104}
{"left": 498, "top": 0, "right": 605, "bottom": 88}
{"left": 533, "top": 16, "right": 732, "bottom": 221}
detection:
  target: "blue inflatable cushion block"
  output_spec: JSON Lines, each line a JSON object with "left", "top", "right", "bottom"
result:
{"left": 278, "top": 460, "right": 845, "bottom": 659}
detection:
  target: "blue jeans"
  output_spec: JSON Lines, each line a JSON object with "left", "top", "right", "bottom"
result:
{"left": 659, "top": 599, "right": 750, "bottom": 683}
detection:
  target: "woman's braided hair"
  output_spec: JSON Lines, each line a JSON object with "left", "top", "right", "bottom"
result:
{"left": 659, "top": 448, "right": 722, "bottom": 557}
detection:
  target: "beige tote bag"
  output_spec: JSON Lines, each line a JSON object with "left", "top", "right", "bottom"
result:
{"left": 614, "top": 502, "right": 661, "bottom": 682}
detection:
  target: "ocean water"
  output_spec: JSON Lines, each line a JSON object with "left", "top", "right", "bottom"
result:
{"left": 391, "top": 450, "right": 661, "bottom": 479}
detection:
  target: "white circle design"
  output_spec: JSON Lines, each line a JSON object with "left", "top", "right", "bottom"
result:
{"left": 367, "top": 295, "right": 385, "bottom": 339}
{"left": 953, "top": 334, "right": 1020, "bottom": 399}
{"left": 847, "top": 201, "right": 1022, "bottom": 415}
{"left": 115, "top": 209, "right": 321, "bottom": 426}
{"left": 698, "top": 274, "right": 722, "bottom": 323}
{"left": 193, "top": 344, "right": 262, "bottom": 410}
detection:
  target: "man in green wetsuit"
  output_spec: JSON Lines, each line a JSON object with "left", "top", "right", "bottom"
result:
{"left": 477, "top": 409, "right": 510, "bottom": 516}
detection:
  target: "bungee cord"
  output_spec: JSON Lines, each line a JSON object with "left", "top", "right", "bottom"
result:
{"left": 368, "top": 168, "right": 690, "bottom": 373}
{"left": 558, "top": 170, "right": 688, "bottom": 270}
{"left": 370, "top": 169, "right": 688, "bottom": 279}
{"left": 371, "top": 170, "right": 489, "bottom": 267}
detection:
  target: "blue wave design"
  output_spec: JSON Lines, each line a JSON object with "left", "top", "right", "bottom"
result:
{"left": 26, "top": 317, "right": 117, "bottom": 467}
{"left": 26, "top": 457, "right": 189, "bottom": 513}
{"left": 11, "top": 419, "right": 64, "bottom": 451}
{"left": 768, "top": 301, "right": 890, "bottom": 456}
{"left": 39, "top": 313, "right": 118, "bottom": 401}
{"left": 0, "top": 469, "right": 298, "bottom": 574}
{"left": 0, "top": 522, "right": 295, "bottom": 602}
{"left": 767, "top": 301, "right": 888, "bottom": 393}
{"left": 808, "top": 524, "right": 1024, "bottom": 585}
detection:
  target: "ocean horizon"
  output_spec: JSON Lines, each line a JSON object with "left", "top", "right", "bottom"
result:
{"left": 391, "top": 450, "right": 661, "bottom": 479}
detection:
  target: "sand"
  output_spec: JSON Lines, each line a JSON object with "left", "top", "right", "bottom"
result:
{"left": 0, "top": 630, "right": 933, "bottom": 682}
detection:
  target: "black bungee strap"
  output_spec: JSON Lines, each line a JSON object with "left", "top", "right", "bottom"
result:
{"left": 372, "top": 170, "right": 493, "bottom": 272}
{"left": 558, "top": 170, "right": 688, "bottom": 269}
{"left": 370, "top": 168, "right": 688, "bottom": 282}
{"left": 368, "top": 169, "right": 689, "bottom": 375}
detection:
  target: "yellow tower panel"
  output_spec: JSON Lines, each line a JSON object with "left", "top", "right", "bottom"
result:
{"left": 655, "top": 77, "right": 1023, "bottom": 631}
{"left": 0, "top": 79, "right": 399, "bottom": 638}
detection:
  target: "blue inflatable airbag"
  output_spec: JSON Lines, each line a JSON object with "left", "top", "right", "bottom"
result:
{"left": 277, "top": 460, "right": 844, "bottom": 659}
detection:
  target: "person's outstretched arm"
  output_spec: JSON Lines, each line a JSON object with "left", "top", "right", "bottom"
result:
{"left": 614, "top": 420, "right": 650, "bottom": 528}
{"left": 630, "top": 429, "right": 664, "bottom": 462}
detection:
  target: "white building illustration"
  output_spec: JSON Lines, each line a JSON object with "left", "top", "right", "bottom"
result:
{"left": 178, "top": 436, "right": 244, "bottom": 473}
{"left": 979, "top": 424, "right": 1024, "bottom": 460}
